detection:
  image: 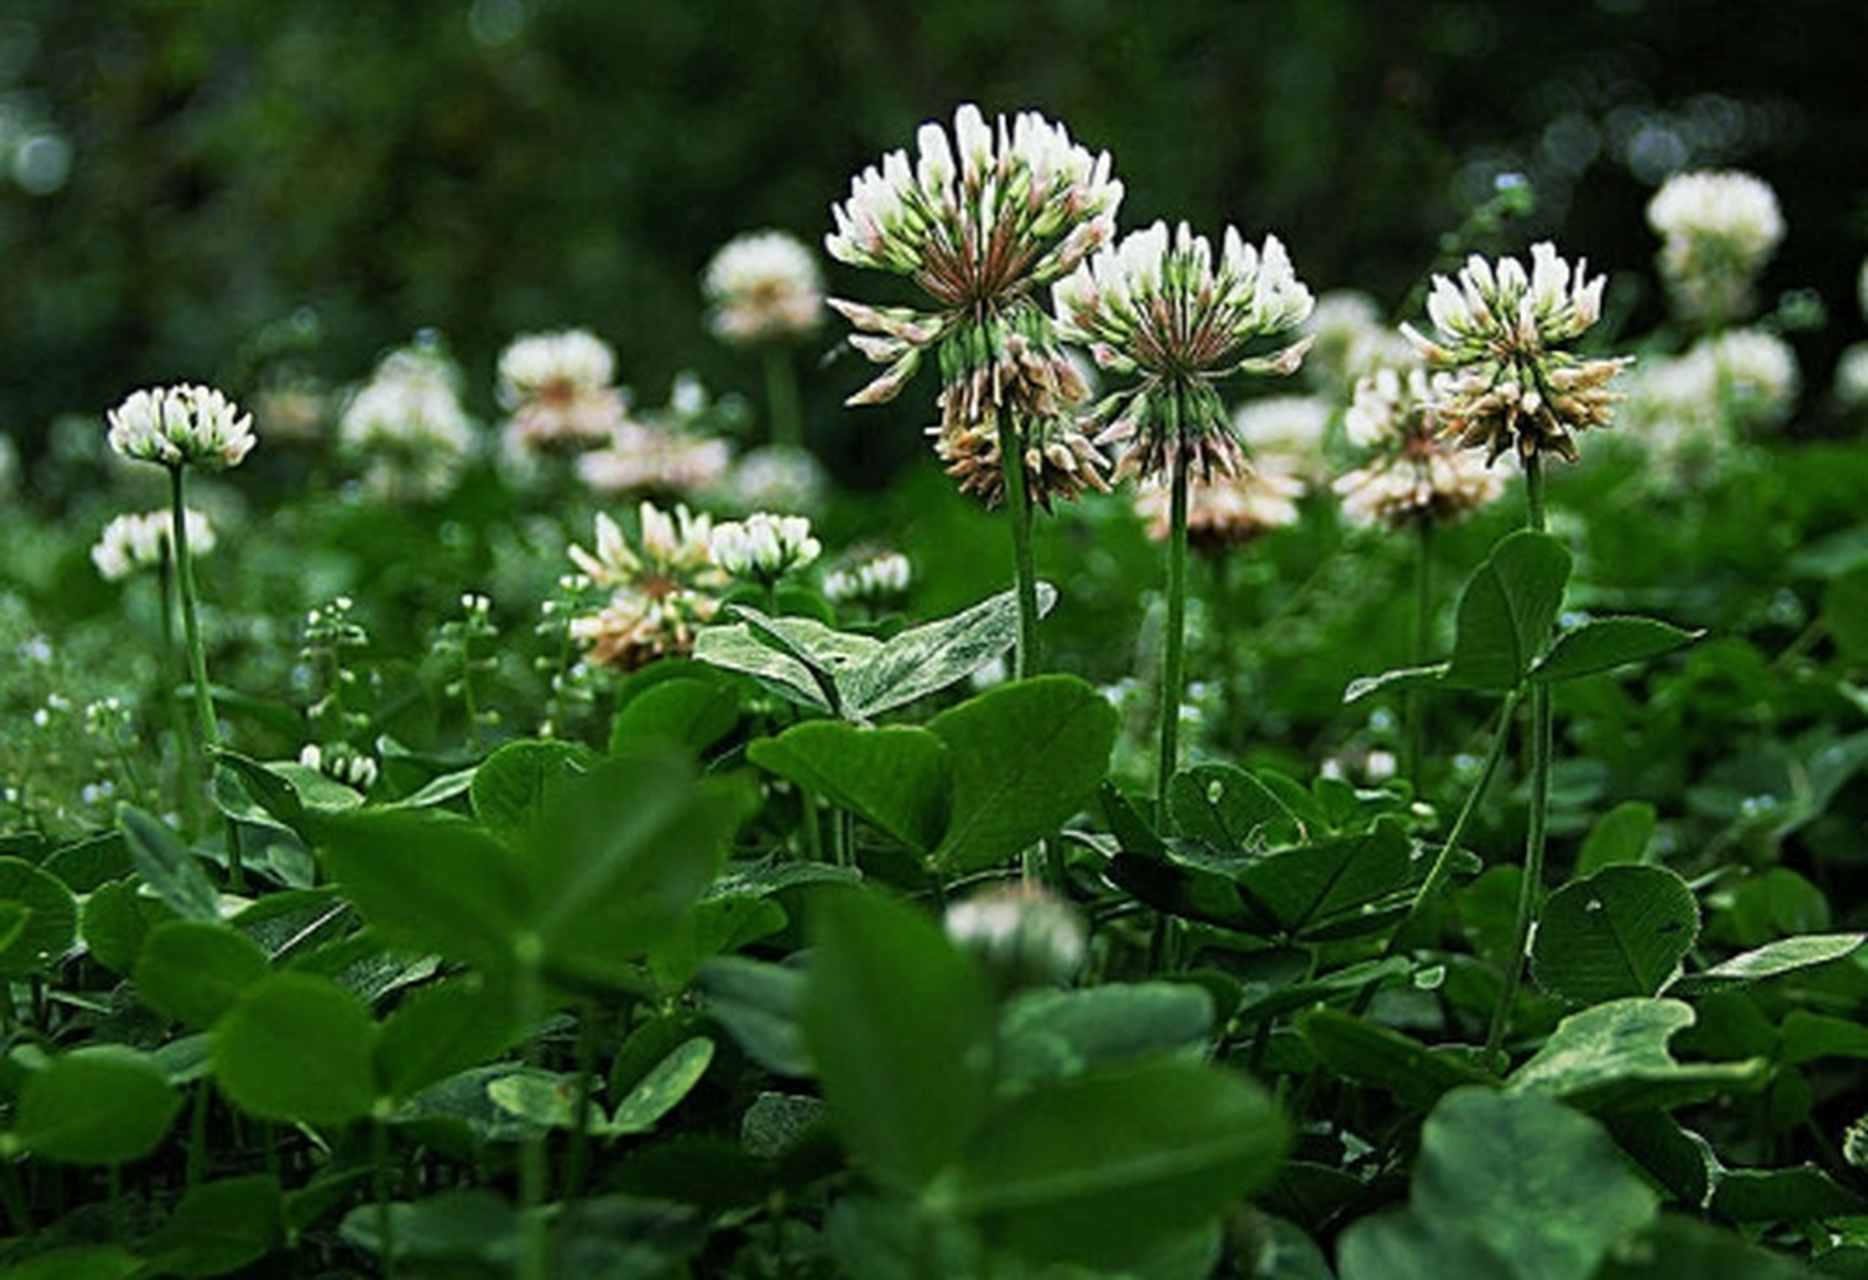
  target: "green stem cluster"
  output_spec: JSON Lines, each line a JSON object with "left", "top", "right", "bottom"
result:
{"left": 997, "top": 413, "right": 1042, "bottom": 681}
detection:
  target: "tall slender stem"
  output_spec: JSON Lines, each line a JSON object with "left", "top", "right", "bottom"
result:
{"left": 1405, "top": 518, "right": 1435, "bottom": 792}
{"left": 170, "top": 466, "right": 245, "bottom": 890}
{"left": 1156, "top": 448, "right": 1191, "bottom": 824}
{"left": 1487, "top": 454, "right": 1552, "bottom": 1068}
{"left": 997, "top": 413, "right": 1041, "bottom": 679}
{"left": 762, "top": 347, "right": 804, "bottom": 450}
{"left": 155, "top": 554, "right": 203, "bottom": 834}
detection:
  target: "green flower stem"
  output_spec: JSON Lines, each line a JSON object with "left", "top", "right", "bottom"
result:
{"left": 372, "top": 1116, "right": 398, "bottom": 1280}
{"left": 1487, "top": 454, "right": 1553, "bottom": 1068}
{"left": 997, "top": 413, "right": 1042, "bottom": 680}
{"left": 763, "top": 346, "right": 804, "bottom": 449}
{"left": 1156, "top": 446, "right": 1191, "bottom": 824}
{"left": 1383, "top": 687, "right": 1520, "bottom": 962}
{"left": 170, "top": 465, "right": 246, "bottom": 891}
{"left": 516, "top": 955, "right": 550, "bottom": 1280}
{"left": 1405, "top": 518, "right": 1434, "bottom": 792}
{"left": 155, "top": 553, "right": 203, "bottom": 835}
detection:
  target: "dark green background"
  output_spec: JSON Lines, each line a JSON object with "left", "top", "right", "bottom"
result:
{"left": 4, "top": 0, "right": 1864, "bottom": 485}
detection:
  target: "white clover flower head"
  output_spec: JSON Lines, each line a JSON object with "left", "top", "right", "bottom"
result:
{"left": 704, "top": 230, "right": 826, "bottom": 347}
{"left": 1054, "top": 220, "right": 1315, "bottom": 484}
{"left": 91, "top": 508, "right": 216, "bottom": 582}
{"left": 709, "top": 512, "right": 821, "bottom": 582}
{"left": 823, "top": 550, "right": 912, "bottom": 605}
{"left": 825, "top": 102, "right": 1122, "bottom": 432}
{"left": 107, "top": 384, "right": 256, "bottom": 471}
{"left": 1300, "top": 290, "right": 1413, "bottom": 391}
{"left": 566, "top": 502, "right": 727, "bottom": 672}
{"left": 719, "top": 443, "right": 829, "bottom": 515}
{"left": 1619, "top": 348, "right": 1731, "bottom": 488}
{"left": 1401, "top": 242, "right": 1627, "bottom": 464}
{"left": 496, "top": 329, "right": 626, "bottom": 454}
{"left": 1700, "top": 327, "right": 1799, "bottom": 430}
{"left": 1835, "top": 342, "right": 1868, "bottom": 412}
{"left": 1646, "top": 171, "right": 1784, "bottom": 326}
{"left": 577, "top": 421, "right": 732, "bottom": 497}
{"left": 1333, "top": 447, "right": 1504, "bottom": 531}
{"left": 1134, "top": 456, "right": 1305, "bottom": 551}
{"left": 944, "top": 882, "right": 1088, "bottom": 989}
{"left": 338, "top": 344, "right": 477, "bottom": 501}
{"left": 1232, "top": 394, "right": 1333, "bottom": 479}
{"left": 299, "top": 742, "right": 379, "bottom": 792}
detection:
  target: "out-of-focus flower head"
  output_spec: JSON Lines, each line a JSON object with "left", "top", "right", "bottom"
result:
{"left": 823, "top": 549, "right": 912, "bottom": 608}
{"left": 704, "top": 230, "right": 826, "bottom": 347}
{"left": 716, "top": 443, "right": 829, "bottom": 516}
{"left": 1835, "top": 342, "right": 1868, "bottom": 414}
{"left": 826, "top": 103, "right": 1122, "bottom": 508}
{"left": 566, "top": 502, "right": 727, "bottom": 672}
{"left": 576, "top": 421, "right": 732, "bottom": 497}
{"left": 338, "top": 339, "right": 477, "bottom": 502}
{"left": 1133, "top": 456, "right": 1305, "bottom": 553}
{"left": 944, "top": 882, "right": 1088, "bottom": 990}
{"left": 1300, "top": 290, "right": 1414, "bottom": 395}
{"left": 1858, "top": 257, "right": 1868, "bottom": 322}
{"left": 1646, "top": 170, "right": 1784, "bottom": 327}
{"left": 1700, "top": 327, "right": 1799, "bottom": 430}
{"left": 1334, "top": 365, "right": 1504, "bottom": 529}
{"left": 1055, "top": 220, "right": 1314, "bottom": 485}
{"left": 496, "top": 329, "right": 627, "bottom": 455}
{"left": 1233, "top": 394, "right": 1334, "bottom": 482}
{"left": 107, "top": 384, "right": 256, "bottom": 472}
{"left": 1402, "top": 242, "right": 1627, "bottom": 465}
{"left": 91, "top": 508, "right": 216, "bottom": 581}
{"left": 709, "top": 512, "right": 821, "bottom": 584}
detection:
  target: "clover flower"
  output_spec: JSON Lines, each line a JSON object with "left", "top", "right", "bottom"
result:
{"left": 338, "top": 343, "right": 477, "bottom": 501}
{"left": 719, "top": 443, "right": 829, "bottom": 515}
{"left": 566, "top": 502, "right": 727, "bottom": 672}
{"left": 709, "top": 512, "right": 821, "bottom": 583}
{"left": 1402, "top": 242, "right": 1627, "bottom": 465}
{"left": 1133, "top": 456, "right": 1305, "bottom": 552}
{"left": 576, "top": 421, "right": 732, "bottom": 496}
{"left": 298, "top": 741, "right": 378, "bottom": 792}
{"left": 823, "top": 550, "right": 912, "bottom": 607}
{"left": 1646, "top": 170, "right": 1784, "bottom": 326}
{"left": 944, "top": 882, "right": 1088, "bottom": 990}
{"left": 704, "top": 230, "right": 826, "bottom": 347}
{"left": 1333, "top": 365, "right": 1504, "bottom": 530}
{"left": 91, "top": 508, "right": 217, "bottom": 581}
{"left": 107, "top": 384, "right": 255, "bottom": 472}
{"left": 1300, "top": 290, "right": 1415, "bottom": 395}
{"left": 1054, "top": 220, "right": 1315, "bottom": 485}
{"left": 826, "top": 103, "right": 1122, "bottom": 506}
{"left": 1836, "top": 343, "right": 1868, "bottom": 414}
{"left": 496, "top": 329, "right": 627, "bottom": 455}
{"left": 1233, "top": 394, "right": 1334, "bottom": 482}
{"left": 1700, "top": 327, "right": 1799, "bottom": 430}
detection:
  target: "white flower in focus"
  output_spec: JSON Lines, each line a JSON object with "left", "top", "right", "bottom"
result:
{"left": 1646, "top": 170, "right": 1784, "bottom": 325}
{"left": 709, "top": 512, "right": 821, "bottom": 583}
{"left": 1333, "top": 364, "right": 1503, "bottom": 530}
{"left": 1402, "top": 242, "right": 1628, "bottom": 464}
{"left": 704, "top": 230, "right": 825, "bottom": 347}
{"left": 338, "top": 344, "right": 476, "bottom": 501}
{"left": 826, "top": 103, "right": 1122, "bottom": 508}
{"left": 108, "top": 384, "right": 256, "bottom": 471}
{"left": 91, "top": 508, "right": 217, "bottom": 581}
{"left": 823, "top": 550, "right": 912, "bottom": 606}
{"left": 1054, "top": 220, "right": 1315, "bottom": 483}
{"left": 1133, "top": 456, "right": 1305, "bottom": 551}
{"left": 567, "top": 502, "right": 727, "bottom": 672}
{"left": 496, "top": 330, "right": 627, "bottom": 454}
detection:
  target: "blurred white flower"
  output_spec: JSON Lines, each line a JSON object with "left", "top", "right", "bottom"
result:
{"left": 91, "top": 508, "right": 216, "bottom": 581}
{"left": 1134, "top": 456, "right": 1305, "bottom": 551}
{"left": 944, "top": 882, "right": 1087, "bottom": 989}
{"left": 576, "top": 421, "right": 732, "bottom": 496}
{"left": 1054, "top": 219, "right": 1314, "bottom": 483}
{"left": 0, "top": 431, "right": 16, "bottom": 499}
{"left": 704, "top": 230, "right": 825, "bottom": 347}
{"left": 1334, "top": 364, "right": 1503, "bottom": 529}
{"left": 338, "top": 342, "right": 477, "bottom": 501}
{"left": 1301, "top": 289, "right": 1414, "bottom": 392}
{"left": 108, "top": 384, "right": 256, "bottom": 472}
{"left": 1646, "top": 170, "right": 1784, "bottom": 326}
{"left": 823, "top": 550, "right": 912, "bottom": 606}
{"left": 827, "top": 103, "right": 1122, "bottom": 508}
{"left": 1701, "top": 327, "right": 1799, "bottom": 429}
{"left": 1233, "top": 394, "right": 1333, "bottom": 481}
{"left": 496, "top": 329, "right": 627, "bottom": 454}
{"left": 1835, "top": 342, "right": 1868, "bottom": 412}
{"left": 1402, "top": 242, "right": 1627, "bottom": 464}
{"left": 709, "top": 512, "right": 821, "bottom": 582}
{"left": 717, "top": 443, "right": 828, "bottom": 515}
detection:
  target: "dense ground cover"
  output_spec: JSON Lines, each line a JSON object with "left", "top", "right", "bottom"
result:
{"left": 4, "top": 70, "right": 1868, "bottom": 1280}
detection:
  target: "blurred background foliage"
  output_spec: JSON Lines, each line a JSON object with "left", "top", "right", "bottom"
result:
{"left": 3, "top": 0, "right": 1866, "bottom": 491}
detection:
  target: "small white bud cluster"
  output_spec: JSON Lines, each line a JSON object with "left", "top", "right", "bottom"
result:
{"left": 708, "top": 512, "right": 821, "bottom": 583}
{"left": 299, "top": 742, "right": 379, "bottom": 792}
{"left": 107, "top": 384, "right": 256, "bottom": 471}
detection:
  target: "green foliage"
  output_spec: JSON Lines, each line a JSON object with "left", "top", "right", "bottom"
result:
{"left": 1531, "top": 865, "right": 1702, "bottom": 1004}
